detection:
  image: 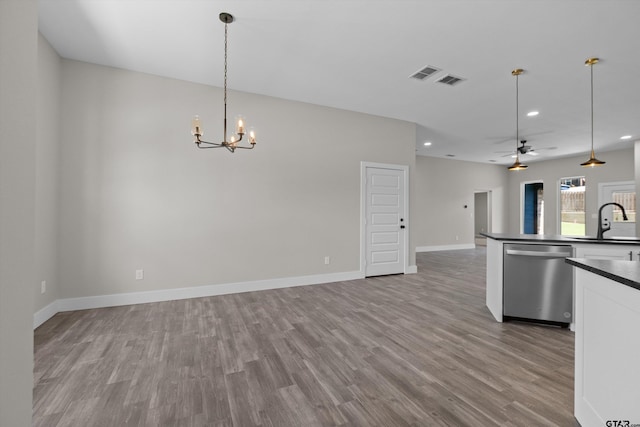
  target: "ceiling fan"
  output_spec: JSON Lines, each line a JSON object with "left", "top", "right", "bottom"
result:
{"left": 497, "top": 140, "right": 554, "bottom": 158}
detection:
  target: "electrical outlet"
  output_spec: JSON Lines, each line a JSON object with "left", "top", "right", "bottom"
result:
{"left": 135, "top": 269, "right": 144, "bottom": 280}
{"left": 41, "top": 281, "right": 46, "bottom": 294}
{"left": 455, "top": 236, "right": 459, "bottom": 241}
{"left": 324, "top": 256, "right": 330, "bottom": 265}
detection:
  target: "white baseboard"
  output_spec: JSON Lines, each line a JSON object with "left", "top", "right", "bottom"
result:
{"left": 33, "top": 270, "right": 364, "bottom": 330}
{"left": 416, "top": 243, "right": 476, "bottom": 252}
{"left": 33, "top": 300, "right": 60, "bottom": 329}
{"left": 405, "top": 265, "right": 418, "bottom": 274}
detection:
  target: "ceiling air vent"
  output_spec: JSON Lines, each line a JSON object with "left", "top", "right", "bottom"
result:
{"left": 436, "top": 74, "right": 465, "bottom": 86}
{"left": 410, "top": 65, "right": 441, "bottom": 80}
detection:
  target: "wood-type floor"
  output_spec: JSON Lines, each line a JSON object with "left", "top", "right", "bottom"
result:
{"left": 33, "top": 249, "right": 576, "bottom": 426}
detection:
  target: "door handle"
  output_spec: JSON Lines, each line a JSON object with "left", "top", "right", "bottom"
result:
{"left": 400, "top": 225, "right": 405, "bottom": 229}
{"left": 506, "top": 250, "right": 570, "bottom": 258}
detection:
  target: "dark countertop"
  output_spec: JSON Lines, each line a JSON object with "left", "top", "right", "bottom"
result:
{"left": 566, "top": 258, "right": 640, "bottom": 291}
{"left": 481, "top": 232, "right": 640, "bottom": 245}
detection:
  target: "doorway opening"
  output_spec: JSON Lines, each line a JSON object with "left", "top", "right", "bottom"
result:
{"left": 474, "top": 191, "right": 491, "bottom": 246}
{"left": 522, "top": 182, "right": 544, "bottom": 234}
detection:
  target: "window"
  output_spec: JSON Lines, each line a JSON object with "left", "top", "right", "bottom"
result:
{"left": 560, "top": 176, "right": 586, "bottom": 236}
{"left": 611, "top": 191, "right": 636, "bottom": 223}
{"left": 599, "top": 181, "right": 636, "bottom": 237}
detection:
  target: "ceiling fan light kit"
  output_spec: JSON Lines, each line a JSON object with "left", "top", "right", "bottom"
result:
{"left": 508, "top": 69, "right": 528, "bottom": 171}
{"left": 580, "top": 57, "right": 605, "bottom": 167}
{"left": 190, "top": 12, "right": 257, "bottom": 153}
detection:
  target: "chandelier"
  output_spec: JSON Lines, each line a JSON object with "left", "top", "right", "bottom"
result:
{"left": 191, "top": 12, "right": 256, "bottom": 153}
{"left": 580, "top": 57, "right": 605, "bottom": 167}
{"left": 508, "top": 69, "right": 528, "bottom": 171}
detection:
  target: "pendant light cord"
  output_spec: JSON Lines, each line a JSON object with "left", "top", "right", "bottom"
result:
{"left": 590, "top": 61, "right": 594, "bottom": 153}
{"left": 508, "top": 69, "right": 526, "bottom": 170}
{"left": 223, "top": 21, "right": 228, "bottom": 142}
{"left": 580, "top": 58, "right": 603, "bottom": 166}
{"left": 515, "top": 72, "right": 520, "bottom": 162}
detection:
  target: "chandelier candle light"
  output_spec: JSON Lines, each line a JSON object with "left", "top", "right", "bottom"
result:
{"left": 580, "top": 57, "right": 605, "bottom": 167}
{"left": 508, "top": 68, "right": 528, "bottom": 171}
{"left": 191, "top": 12, "right": 256, "bottom": 152}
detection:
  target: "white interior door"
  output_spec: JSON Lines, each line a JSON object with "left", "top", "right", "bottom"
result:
{"left": 364, "top": 165, "right": 406, "bottom": 277}
{"left": 598, "top": 181, "right": 636, "bottom": 237}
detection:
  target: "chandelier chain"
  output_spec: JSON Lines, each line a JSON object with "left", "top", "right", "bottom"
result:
{"left": 224, "top": 21, "right": 228, "bottom": 106}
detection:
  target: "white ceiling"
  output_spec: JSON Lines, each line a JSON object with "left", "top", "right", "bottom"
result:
{"left": 38, "top": 0, "right": 640, "bottom": 165}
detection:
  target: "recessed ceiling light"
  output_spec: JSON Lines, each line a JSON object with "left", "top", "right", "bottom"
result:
{"left": 527, "top": 111, "right": 539, "bottom": 117}
{"left": 621, "top": 135, "right": 632, "bottom": 140}
{"left": 423, "top": 141, "right": 432, "bottom": 146}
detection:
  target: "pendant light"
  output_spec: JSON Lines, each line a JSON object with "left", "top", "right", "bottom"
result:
{"left": 508, "top": 69, "right": 528, "bottom": 171}
{"left": 190, "top": 13, "right": 257, "bottom": 153}
{"left": 580, "top": 57, "right": 605, "bottom": 167}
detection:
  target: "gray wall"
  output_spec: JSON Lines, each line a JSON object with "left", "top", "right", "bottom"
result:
{"left": 414, "top": 156, "right": 507, "bottom": 247}
{"left": 0, "top": 0, "right": 37, "bottom": 425}
{"left": 35, "top": 33, "right": 61, "bottom": 312}
{"left": 506, "top": 148, "right": 634, "bottom": 235}
{"left": 57, "top": 59, "right": 417, "bottom": 299}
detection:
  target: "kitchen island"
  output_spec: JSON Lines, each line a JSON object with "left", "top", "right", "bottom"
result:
{"left": 482, "top": 233, "right": 640, "bottom": 426}
{"left": 482, "top": 232, "right": 640, "bottom": 323}
{"left": 566, "top": 258, "right": 640, "bottom": 427}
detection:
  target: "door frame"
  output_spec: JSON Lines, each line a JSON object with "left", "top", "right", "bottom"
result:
{"left": 598, "top": 180, "right": 635, "bottom": 237}
{"left": 598, "top": 180, "right": 634, "bottom": 204}
{"left": 473, "top": 189, "right": 492, "bottom": 235}
{"left": 360, "top": 162, "right": 410, "bottom": 276}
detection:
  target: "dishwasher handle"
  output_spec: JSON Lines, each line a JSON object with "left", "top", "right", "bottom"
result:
{"left": 506, "top": 249, "right": 571, "bottom": 258}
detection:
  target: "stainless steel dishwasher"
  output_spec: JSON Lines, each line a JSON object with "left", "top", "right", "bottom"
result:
{"left": 503, "top": 243, "right": 574, "bottom": 327}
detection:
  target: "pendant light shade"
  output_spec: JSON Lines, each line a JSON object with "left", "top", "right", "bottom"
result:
{"left": 580, "top": 150, "right": 606, "bottom": 167}
{"left": 508, "top": 159, "right": 528, "bottom": 171}
{"left": 508, "top": 69, "right": 528, "bottom": 171}
{"left": 580, "top": 57, "right": 605, "bottom": 167}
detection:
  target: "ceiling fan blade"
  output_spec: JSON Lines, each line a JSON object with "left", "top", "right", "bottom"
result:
{"left": 489, "top": 130, "right": 555, "bottom": 145}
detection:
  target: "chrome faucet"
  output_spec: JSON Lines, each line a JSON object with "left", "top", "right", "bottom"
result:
{"left": 597, "top": 202, "right": 628, "bottom": 239}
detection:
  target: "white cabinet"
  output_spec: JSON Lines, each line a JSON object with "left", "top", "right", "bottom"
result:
{"left": 574, "top": 244, "right": 640, "bottom": 261}
{"left": 574, "top": 268, "right": 640, "bottom": 426}
{"left": 485, "top": 238, "right": 503, "bottom": 322}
